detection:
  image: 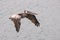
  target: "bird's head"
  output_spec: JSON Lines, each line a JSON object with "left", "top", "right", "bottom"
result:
{"left": 24, "top": 10, "right": 27, "bottom": 13}
{"left": 24, "top": 10, "right": 38, "bottom": 15}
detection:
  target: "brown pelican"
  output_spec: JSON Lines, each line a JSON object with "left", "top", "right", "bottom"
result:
{"left": 9, "top": 10, "right": 40, "bottom": 32}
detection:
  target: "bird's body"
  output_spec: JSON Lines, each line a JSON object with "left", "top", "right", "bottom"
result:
{"left": 10, "top": 14, "right": 21, "bottom": 19}
{"left": 9, "top": 10, "right": 40, "bottom": 32}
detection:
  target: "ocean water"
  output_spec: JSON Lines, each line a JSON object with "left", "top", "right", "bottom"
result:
{"left": 0, "top": 0, "right": 60, "bottom": 40}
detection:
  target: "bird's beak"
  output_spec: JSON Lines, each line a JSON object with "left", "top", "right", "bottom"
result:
{"left": 24, "top": 10, "right": 38, "bottom": 15}
{"left": 31, "top": 13, "right": 38, "bottom": 15}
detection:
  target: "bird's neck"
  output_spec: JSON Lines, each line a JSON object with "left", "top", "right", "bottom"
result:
{"left": 18, "top": 13, "right": 27, "bottom": 18}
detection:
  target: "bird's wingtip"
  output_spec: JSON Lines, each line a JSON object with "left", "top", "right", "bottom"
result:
{"left": 36, "top": 23, "right": 40, "bottom": 27}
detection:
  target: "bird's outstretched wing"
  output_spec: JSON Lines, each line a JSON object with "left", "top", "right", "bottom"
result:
{"left": 12, "top": 19, "right": 21, "bottom": 32}
{"left": 25, "top": 14, "right": 40, "bottom": 27}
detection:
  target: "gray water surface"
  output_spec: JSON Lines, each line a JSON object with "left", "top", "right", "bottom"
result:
{"left": 0, "top": 0, "right": 60, "bottom": 40}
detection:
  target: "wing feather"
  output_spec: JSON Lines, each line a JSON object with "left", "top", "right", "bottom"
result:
{"left": 12, "top": 19, "right": 21, "bottom": 32}
{"left": 26, "top": 14, "right": 40, "bottom": 27}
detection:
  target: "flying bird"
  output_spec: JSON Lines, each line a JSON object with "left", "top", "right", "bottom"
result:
{"left": 9, "top": 10, "right": 40, "bottom": 32}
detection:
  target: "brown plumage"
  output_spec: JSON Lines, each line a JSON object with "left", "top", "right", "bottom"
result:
{"left": 9, "top": 10, "right": 40, "bottom": 32}
{"left": 25, "top": 14, "right": 40, "bottom": 26}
